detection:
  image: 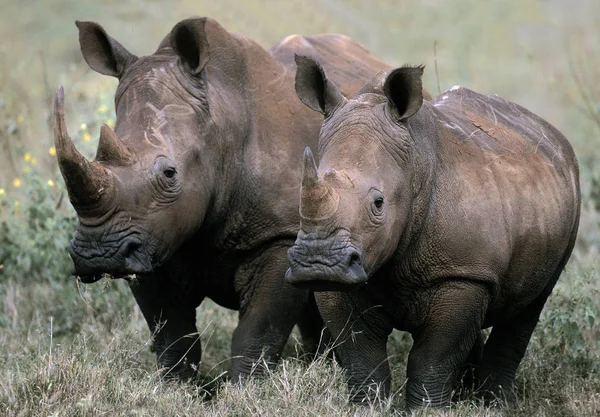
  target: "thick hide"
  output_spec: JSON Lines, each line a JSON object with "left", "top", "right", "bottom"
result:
{"left": 287, "top": 56, "right": 580, "bottom": 409}
{"left": 56, "top": 18, "right": 392, "bottom": 381}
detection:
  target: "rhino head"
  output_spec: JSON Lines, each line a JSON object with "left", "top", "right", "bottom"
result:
{"left": 56, "top": 18, "right": 243, "bottom": 282}
{"left": 285, "top": 56, "right": 425, "bottom": 291}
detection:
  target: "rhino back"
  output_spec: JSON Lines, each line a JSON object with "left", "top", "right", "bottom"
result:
{"left": 405, "top": 87, "right": 580, "bottom": 318}
{"left": 270, "top": 33, "right": 391, "bottom": 98}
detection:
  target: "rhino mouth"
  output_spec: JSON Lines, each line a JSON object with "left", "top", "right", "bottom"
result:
{"left": 284, "top": 268, "right": 367, "bottom": 292}
{"left": 70, "top": 237, "right": 153, "bottom": 283}
{"left": 76, "top": 272, "right": 143, "bottom": 284}
{"left": 285, "top": 242, "right": 368, "bottom": 291}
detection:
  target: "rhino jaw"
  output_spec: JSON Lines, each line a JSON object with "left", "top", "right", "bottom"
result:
{"left": 285, "top": 242, "right": 368, "bottom": 291}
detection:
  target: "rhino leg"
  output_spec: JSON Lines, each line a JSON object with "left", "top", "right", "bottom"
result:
{"left": 315, "top": 289, "right": 394, "bottom": 405}
{"left": 476, "top": 287, "right": 552, "bottom": 404}
{"left": 454, "top": 331, "right": 484, "bottom": 400}
{"left": 230, "top": 245, "right": 310, "bottom": 381}
{"left": 405, "top": 282, "right": 488, "bottom": 409}
{"left": 296, "top": 292, "right": 331, "bottom": 357}
{"left": 129, "top": 275, "right": 202, "bottom": 380}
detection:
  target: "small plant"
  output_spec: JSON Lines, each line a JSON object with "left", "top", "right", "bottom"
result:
{"left": 0, "top": 152, "right": 75, "bottom": 284}
{"left": 0, "top": 95, "right": 115, "bottom": 285}
{"left": 541, "top": 269, "right": 599, "bottom": 356}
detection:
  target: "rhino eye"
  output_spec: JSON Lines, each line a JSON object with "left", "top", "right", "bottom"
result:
{"left": 163, "top": 167, "right": 177, "bottom": 179}
{"left": 370, "top": 191, "right": 385, "bottom": 218}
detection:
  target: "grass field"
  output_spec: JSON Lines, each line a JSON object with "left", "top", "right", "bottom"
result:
{"left": 1, "top": 0, "right": 599, "bottom": 415}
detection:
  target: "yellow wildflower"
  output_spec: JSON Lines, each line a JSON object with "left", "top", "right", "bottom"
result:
{"left": 47, "top": 179, "right": 55, "bottom": 187}
{"left": 98, "top": 104, "right": 108, "bottom": 114}
{"left": 0, "top": 188, "right": 5, "bottom": 196}
{"left": 13, "top": 178, "right": 22, "bottom": 188}
{"left": 106, "top": 119, "right": 115, "bottom": 128}
{"left": 14, "top": 200, "right": 19, "bottom": 214}
{"left": 23, "top": 166, "right": 30, "bottom": 174}
{"left": 83, "top": 132, "right": 92, "bottom": 142}
{"left": 24, "top": 152, "right": 31, "bottom": 162}
{"left": 17, "top": 114, "right": 24, "bottom": 124}
{"left": 80, "top": 123, "right": 88, "bottom": 131}
{"left": 31, "top": 158, "right": 37, "bottom": 166}
{"left": 49, "top": 146, "right": 56, "bottom": 156}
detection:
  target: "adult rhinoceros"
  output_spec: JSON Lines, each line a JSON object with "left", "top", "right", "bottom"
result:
{"left": 286, "top": 56, "right": 580, "bottom": 408}
{"left": 53, "top": 17, "right": 391, "bottom": 381}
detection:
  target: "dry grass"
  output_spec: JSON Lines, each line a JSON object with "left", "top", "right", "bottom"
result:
{"left": 0, "top": 273, "right": 598, "bottom": 416}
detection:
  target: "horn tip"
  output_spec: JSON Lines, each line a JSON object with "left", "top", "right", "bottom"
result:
{"left": 303, "top": 147, "right": 317, "bottom": 170}
{"left": 303, "top": 146, "right": 313, "bottom": 159}
{"left": 54, "top": 85, "right": 64, "bottom": 109}
{"left": 302, "top": 146, "right": 319, "bottom": 186}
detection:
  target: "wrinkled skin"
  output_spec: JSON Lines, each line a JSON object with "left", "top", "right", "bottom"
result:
{"left": 54, "top": 18, "right": 392, "bottom": 382}
{"left": 286, "top": 57, "right": 581, "bottom": 408}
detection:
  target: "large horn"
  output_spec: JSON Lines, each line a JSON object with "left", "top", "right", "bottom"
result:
{"left": 53, "top": 86, "right": 112, "bottom": 211}
{"left": 300, "top": 147, "right": 339, "bottom": 220}
{"left": 95, "top": 123, "right": 134, "bottom": 164}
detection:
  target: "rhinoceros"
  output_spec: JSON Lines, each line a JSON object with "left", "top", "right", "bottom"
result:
{"left": 53, "top": 17, "right": 392, "bottom": 381}
{"left": 286, "top": 56, "right": 580, "bottom": 408}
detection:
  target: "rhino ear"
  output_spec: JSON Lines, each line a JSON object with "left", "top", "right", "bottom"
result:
{"left": 294, "top": 54, "right": 346, "bottom": 116}
{"left": 76, "top": 21, "right": 138, "bottom": 78}
{"left": 171, "top": 18, "right": 210, "bottom": 76}
{"left": 383, "top": 65, "right": 424, "bottom": 122}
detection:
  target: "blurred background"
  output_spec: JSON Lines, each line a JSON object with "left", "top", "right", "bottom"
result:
{"left": 0, "top": 1, "right": 599, "bottom": 415}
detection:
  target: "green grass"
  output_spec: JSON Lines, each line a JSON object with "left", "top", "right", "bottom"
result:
{"left": 1, "top": 0, "right": 600, "bottom": 415}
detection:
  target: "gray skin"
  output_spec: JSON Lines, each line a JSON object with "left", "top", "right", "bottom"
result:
{"left": 286, "top": 56, "right": 581, "bottom": 408}
{"left": 53, "top": 18, "right": 392, "bottom": 382}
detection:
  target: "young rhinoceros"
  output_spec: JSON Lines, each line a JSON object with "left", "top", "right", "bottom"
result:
{"left": 286, "top": 55, "right": 580, "bottom": 408}
{"left": 54, "top": 18, "right": 392, "bottom": 382}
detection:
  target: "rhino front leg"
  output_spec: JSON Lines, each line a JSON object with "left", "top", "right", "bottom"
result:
{"left": 405, "top": 282, "right": 488, "bottom": 408}
{"left": 129, "top": 276, "right": 202, "bottom": 380}
{"left": 315, "top": 289, "right": 394, "bottom": 404}
{"left": 230, "top": 245, "right": 311, "bottom": 381}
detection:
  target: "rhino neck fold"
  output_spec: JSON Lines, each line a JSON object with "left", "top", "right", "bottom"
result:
{"left": 395, "top": 103, "right": 439, "bottom": 255}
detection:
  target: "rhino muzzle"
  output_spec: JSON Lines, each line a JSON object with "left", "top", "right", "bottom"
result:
{"left": 285, "top": 239, "right": 368, "bottom": 291}
{"left": 69, "top": 235, "right": 152, "bottom": 282}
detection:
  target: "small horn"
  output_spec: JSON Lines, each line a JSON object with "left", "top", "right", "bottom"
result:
{"left": 323, "top": 168, "right": 354, "bottom": 189}
{"left": 95, "top": 123, "right": 134, "bottom": 164}
{"left": 300, "top": 147, "right": 339, "bottom": 220}
{"left": 53, "top": 86, "right": 112, "bottom": 211}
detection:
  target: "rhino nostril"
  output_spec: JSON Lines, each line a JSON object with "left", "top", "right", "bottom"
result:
{"left": 120, "top": 238, "right": 142, "bottom": 259}
{"left": 347, "top": 250, "right": 361, "bottom": 267}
